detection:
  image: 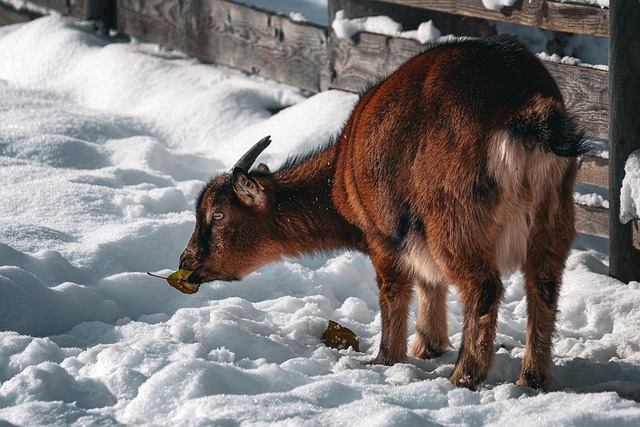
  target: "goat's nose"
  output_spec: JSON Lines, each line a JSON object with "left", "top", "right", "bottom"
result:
{"left": 179, "top": 250, "right": 191, "bottom": 270}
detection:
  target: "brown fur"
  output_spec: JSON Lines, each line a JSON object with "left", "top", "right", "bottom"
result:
{"left": 180, "top": 36, "right": 587, "bottom": 390}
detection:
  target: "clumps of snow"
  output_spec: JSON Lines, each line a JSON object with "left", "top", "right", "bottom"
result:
{"left": 331, "top": 10, "right": 401, "bottom": 40}
{"left": 538, "top": 52, "right": 608, "bottom": 70}
{"left": 482, "top": 0, "right": 518, "bottom": 11}
{"left": 332, "top": 10, "right": 441, "bottom": 44}
{"left": 574, "top": 192, "right": 609, "bottom": 209}
{"left": 561, "top": 0, "right": 609, "bottom": 8}
{"left": 538, "top": 52, "right": 583, "bottom": 66}
{"left": 413, "top": 20, "right": 443, "bottom": 44}
{"left": 319, "top": 13, "right": 608, "bottom": 68}
{"left": 586, "top": 138, "right": 609, "bottom": 159}
{"left": 620, "top": 150, "right": 640, "bottom": 224}
{"left": 484, "top": 0, "right": 608, "bottom": 12}
{"left": 289, "top": 12, "right": 308, "bottom": 23}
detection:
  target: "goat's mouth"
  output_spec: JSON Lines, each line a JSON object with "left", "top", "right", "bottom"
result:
{"left": 171, "top": 278, "right": 200, "bottom": 294}
{"left": 186, "top": 267, "right": 240, "bottom": 285}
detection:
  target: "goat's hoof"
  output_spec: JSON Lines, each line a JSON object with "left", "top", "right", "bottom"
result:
{"left": 449, "top": 368, "right": 484, "bottom": 391}
{"left": 409, "top": 343, "right": 448, "bottom": 360}
{"left": 517, "top": 370, "right": 550, "bottom": 391}
{"left": 371, "top": 352, "right": 404, "bottom": 366}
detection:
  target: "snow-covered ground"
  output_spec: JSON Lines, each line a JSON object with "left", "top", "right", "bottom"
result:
{"left": 1, "top": 11, "right": 640, "bottom": 427}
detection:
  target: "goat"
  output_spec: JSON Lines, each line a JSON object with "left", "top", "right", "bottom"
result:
{"left": 179, "top": 35, "right": 588, "bottom": 390}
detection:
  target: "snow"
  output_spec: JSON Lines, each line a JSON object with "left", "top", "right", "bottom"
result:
{"left": 330, "top": 8, "right": 607, "bottom": 66}
{"left": 483, "top": 0, "right": 609, "bottom": 10}
{"left": 574, "top": 191, "right": 609, "bottom": 209}
{"left": 621, "top": 150, "right": 640, "bottom": 224}
{"left": 482, "top": 0, "right": 518, "bottom": 11}
{"left": 1, "top": 13, "right": 640, "bottom": 427}
{"left": 562, "top": 0, "right": 609, "bottom": 8}
{"left": 331, "top": 10, "right": 441, "bottom": 44}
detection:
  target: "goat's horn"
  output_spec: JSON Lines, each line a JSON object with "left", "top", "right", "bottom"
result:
{"left": 233, "top": 136, "right": 272, "bottom": 171}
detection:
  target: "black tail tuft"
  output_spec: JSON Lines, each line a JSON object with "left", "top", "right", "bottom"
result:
{"left": 509, "top": 103, "right": 590, "bottom": 157}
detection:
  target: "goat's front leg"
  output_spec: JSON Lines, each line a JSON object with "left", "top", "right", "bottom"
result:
{"left": 449, "top": 268, "right": 504, "bottom": 390}
{"left": 369, "top": 245, "right": 414, "bottom": 365}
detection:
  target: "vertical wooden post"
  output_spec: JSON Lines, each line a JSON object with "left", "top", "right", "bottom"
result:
{"left": 609, "top": 0, "right": 640, "bottom": 282}
{"left": 85, "top": 0, "right": 115, "bottom": 35}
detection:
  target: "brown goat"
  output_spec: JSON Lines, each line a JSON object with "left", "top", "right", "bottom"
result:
{"left": 179, "top": 36, "right": 588, "bottom": 390}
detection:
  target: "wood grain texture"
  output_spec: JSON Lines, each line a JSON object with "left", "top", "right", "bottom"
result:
{"left": 0, "top": 0, "right": 85, "bottom": 22}
{"left": 116, "top": 0, "right": 330, "bottom": 92}
{"left": 545, "top": 63, "right": 609, "bottom": 140}
{"left": 0, "top": 2, "right": 39, "bottom": 24}
{"left": 608, "top": 0, "right": 640, "bottom": 281}
{"left": 575, "top": 204, "right": 609, "bottom": 238}
{"left": 377, "top": 0, "right": 609, "bottom": 36}
{"left": 577, "top": 155, "right": 608, "bottom": 190}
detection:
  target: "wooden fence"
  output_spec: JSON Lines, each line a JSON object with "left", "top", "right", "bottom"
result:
{"left": 1, "top": 0, "right": 636, "bottom": 278}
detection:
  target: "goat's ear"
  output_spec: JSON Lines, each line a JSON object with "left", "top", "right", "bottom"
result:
{"left": 232, "top": 167, "right": 267, "bottom": 209}
{"left": 256, "top": 163, "right": 270, "bottom": 173}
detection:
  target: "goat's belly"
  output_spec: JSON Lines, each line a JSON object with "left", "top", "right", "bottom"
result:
{"left": 399, "top": 213, "right": 530, "bottom": 284}
{"left": 400, "top": 234, "right": 446, "bottom": 284}
{"left": 495, "top": 209, "right": 530, "bottom": 274}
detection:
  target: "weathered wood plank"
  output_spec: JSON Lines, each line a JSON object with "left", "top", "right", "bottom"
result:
{"left": 577, "top": 155, "right": 608, "bottom": 189}
{"left": 377, "top": 0, "right": 609, "bottom": 37}
{"left": 328, "top": 31, "right": 422, "bottom": 91}
{"left": 609, "top": 0, "right": 640, "bottom": 281}
{"left": 0, "top": 0, "right": 85, "bottom": 24}
{"left": 328, "top": 0, "right": 496, "bottom": 37}
{"left": 575, "top": 204, "right": 609, "bottom": 238}
{"left": 11, "top": 0, "right": 85, "bottom": 17}
{"left": 328, "top": 29, "right": 608, "bottom": 139}
{"left": 545, "top": 63, "right": 608, "bottom": 141}
{"left": 0, "top": 1, "right": 39, "bottom": 25}
{"left": 116, "top": 0, "right": 329, "bottom": 92}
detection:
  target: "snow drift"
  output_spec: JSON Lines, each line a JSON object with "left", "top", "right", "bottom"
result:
{"left": 0, "top": 14, "right": 639, "bottom": 426}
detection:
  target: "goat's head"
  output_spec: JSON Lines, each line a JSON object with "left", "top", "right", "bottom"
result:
{"left": 179, "top": 136, "right": 277, "bottom": 286}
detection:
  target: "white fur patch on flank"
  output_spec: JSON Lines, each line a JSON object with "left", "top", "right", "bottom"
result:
{"left": 401, "top": 233, "right": 445, "bottom": 283}
{"left": 487, "top": 131, "right": 530, "bottom": 273}
{"left": 488, "top": 131, "right": 527, "bottom": 185}
{"left": 486, "top": 131, "right": 573, "bottom": 274}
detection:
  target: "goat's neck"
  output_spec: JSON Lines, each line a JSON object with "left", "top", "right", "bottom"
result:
{"left": 272, "top": 146, "right": 365, "bottom": 255}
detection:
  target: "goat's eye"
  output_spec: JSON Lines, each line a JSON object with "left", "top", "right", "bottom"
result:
{"left": 212, "top": 212, "right": 224, "bottom": 221}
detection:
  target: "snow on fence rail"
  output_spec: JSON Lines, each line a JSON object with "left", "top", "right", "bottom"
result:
{"left": 371, "top": 0, "right": 609, "bottom": 37}
{"left": 0, "top": 0, "right": 612, "bottom": 240}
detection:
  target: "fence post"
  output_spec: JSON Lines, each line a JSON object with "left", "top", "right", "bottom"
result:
{"left": 84, "top": 0, "right": 115, "bottom": 35}
{"left": 609, "top": 0, "right": 640, "bottom": 283}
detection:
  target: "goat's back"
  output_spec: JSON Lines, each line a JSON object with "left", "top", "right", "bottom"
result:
{"left": 332, "top": 36, "right": 586, "bottom": 283}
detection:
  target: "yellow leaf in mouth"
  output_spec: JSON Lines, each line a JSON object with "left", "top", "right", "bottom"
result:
{"left": 147, "top": 270, "right": 198, "bottom": 294}
{"left": 167, "top": 269, "right": 193, "bottom": 285}
{"left": 322, "top": 320, "right": 359, "bottom": 352}
{"left": 166, "top": 269, "right": 198, "bottom": 294}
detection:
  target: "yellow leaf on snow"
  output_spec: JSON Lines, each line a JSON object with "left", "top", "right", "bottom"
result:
{"left": 322, "top": 320, "right": 359, "bottom": 352}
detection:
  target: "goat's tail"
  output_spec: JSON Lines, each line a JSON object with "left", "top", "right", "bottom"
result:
{"left": 508, "top": 96, "right": 589, "bottom": 157}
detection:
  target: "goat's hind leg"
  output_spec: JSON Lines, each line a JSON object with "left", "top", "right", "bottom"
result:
{"left": 369, "top": 244, "right": 414, "bottom": 366}
{"left": 448, "top": 266, "right": 504, "bottom": 390}
{"left": 518, "top": 162, "right": 577, "bottom": 390}
{"left": 410, "top": 281, "right": 451, "bottom": 359}
{"left": 518, "top": 225, "right": 572, "bottom": 389}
